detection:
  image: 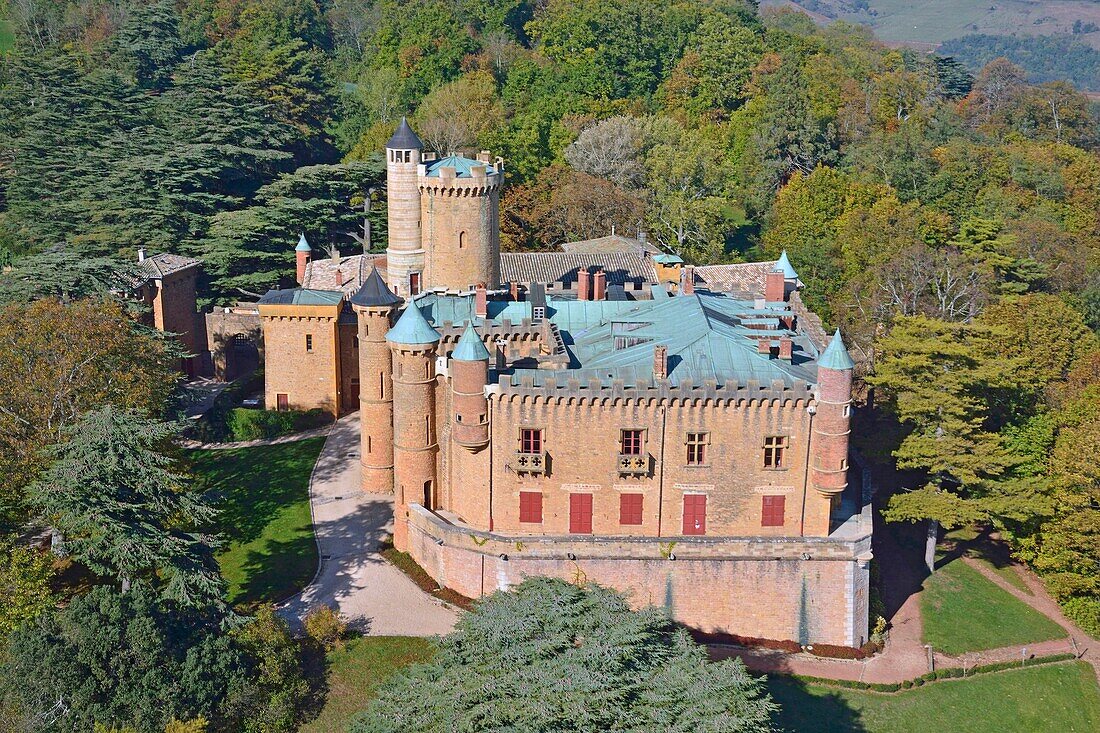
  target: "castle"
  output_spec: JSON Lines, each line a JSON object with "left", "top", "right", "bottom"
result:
{"left": 255, "top": 119, "right": 873, "bottom": 647}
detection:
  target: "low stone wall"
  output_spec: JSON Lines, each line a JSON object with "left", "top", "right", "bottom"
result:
{"left": 407, "top": 506, "right": 872, "bottom": 647}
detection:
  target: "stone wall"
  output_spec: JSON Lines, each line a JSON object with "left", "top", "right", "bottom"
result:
{"left": 260, "top": 311, "right": 340, "bottom": 415}
{"left": 421, "top": 175, "right": 501, "bottom": 290}
{"left": 407, "top": 505, "right": 871, "bottom": 646}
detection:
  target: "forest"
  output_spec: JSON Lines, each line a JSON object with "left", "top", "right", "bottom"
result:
{"left": 0, "top": 0, "right": 1099, "bottom": 726}
{"left": 939, "top": 32, "right": 1100, "bottom": 91}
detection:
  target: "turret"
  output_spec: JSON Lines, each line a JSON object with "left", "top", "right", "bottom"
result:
{"left": 385, "top": 117, "right": 425, "bottom": 297}
{"left": 766, "top": 250, "right": 799, "bottom": 302}
{"left": 295, "top": 233, "right": 312, "bottom": 284}
{"left": 450, "top": 323, "right": 490, "bottom": 451}
{"left": 351, "top": 268, "right": 402, "bottom": 493}
{"left": 386, "top": 301, "right": 441, "bottom": 551}
{"left": 807, "top": 329, "right": 854, "bottom": 536}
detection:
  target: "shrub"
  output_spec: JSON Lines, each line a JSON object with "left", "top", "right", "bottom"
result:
{"left": 164, "top": 720, "right": 208, "bottom": 733}
{"left": 303, "top": 605, "right": 348, "bottom": 651}
{"left": 1062, "top": 596, "right": 1100, "bottom": 638}
{"left": 901, "top": 679, "right": 913, "bottom": 689}
{"left": 225, "top": 408, "right": 330, "bottom": 441}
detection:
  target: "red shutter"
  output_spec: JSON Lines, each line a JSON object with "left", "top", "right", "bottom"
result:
{"left": 682, "top": 495, "right": 706, "bottom": 535}
{"left": 761, "top": 495, "right": 785, "bottom": 527}
{"left": 619, "top": 493, "right": 644, "bottom": 525}
{"left": 570, "top": 493, "right": 593, "bottom": 534}
{"left": 519, "top": 491, "right": 542, "bottom": 523}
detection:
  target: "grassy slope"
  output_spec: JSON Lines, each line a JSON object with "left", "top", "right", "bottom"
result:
{"left": 188, "top": 438, "right": 324, "bottom": 608}
{"left": 921, "top": 559, "right": 1064, "bottom": 656}
{"left": 770, "top": 661, "right": 1100, "bottom": 733}
{"left": 300, "top": 636, "right": 435, "bottom": 733}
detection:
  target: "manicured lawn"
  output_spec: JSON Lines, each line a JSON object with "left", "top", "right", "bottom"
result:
{"left": 944, "top": 525, "right": 1033, "bottom": 595}
{"left": 769, "top": 661, "right": 1100, "bottom": 733}
{"left": 188, "top": 438, "right": 324, "bottom": 608}
{"left": 300, "top": 636, "right": 435, "bottom": 733}
{"left": 921, "top": 558, "right": 1064, "bottom": 656}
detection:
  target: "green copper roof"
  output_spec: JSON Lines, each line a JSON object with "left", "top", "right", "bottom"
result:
{"left": 258, "top": 288, "right": 343, "bottom": 306}
{"left": 386, "top": 301, "right": 441, "bottom": 345}
{"left": 819, "top": 329, "right": 855, "bottom": 371}
{"left": 425, "top": 154, "right": 497, "bottom": 178}
{"left": 295, "top": 233, "right": 312, "bottom": 252}
{"left": 452, "top": 323, "right": 490, "bottom": 361}
{"left": 774, "top": 250, "right": 798, "bottom": 279}
{"left": 652, "top": 253, "right": 684, "bottom": 264}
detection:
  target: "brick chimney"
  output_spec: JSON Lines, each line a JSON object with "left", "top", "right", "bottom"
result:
{"left": 757, "top": 340, "right": 772, "bottom": 356}
{"left": 593, "top": 268, "right": 607, "bottom": 301}
{"left": 577, "top": 267, "right": 590, "bottom": 301}
{"left": 653, "top": 344, "right": 668, "bottom": 381}
{"left": 475, "top": 283, "right": 488, "bottom": 318}
{"left": 778, "top": 337, "right": 793, "bottom": 361}
{"left": 765, "top": 270, "right": 786, "bottom": 302}
{"left": 335, "top": 268, "right": 344, "bottom": 288}
{"left": 296, "top": 250, "right": 310, "bottom": 284}
{"left": 681, "top": 266, "right": 695, "bottom": 295}
{"left": 509, "top": 282, "right": 520, "bottom": 301}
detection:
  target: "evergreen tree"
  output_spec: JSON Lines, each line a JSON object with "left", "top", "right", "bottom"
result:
{"left": 28, "top": 406, "right": 224, "bottom": 608}
{"left": 350, "top": 577, "right": 778, "bottom": 733}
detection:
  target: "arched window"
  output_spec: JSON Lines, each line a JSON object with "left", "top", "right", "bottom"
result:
{"left": 459, "top": 231, "right": 466, "bottom": 249}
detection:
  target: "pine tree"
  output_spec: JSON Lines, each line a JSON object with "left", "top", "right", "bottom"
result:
{"left": 28, "top": 405, "right": 224, "bottom": 608}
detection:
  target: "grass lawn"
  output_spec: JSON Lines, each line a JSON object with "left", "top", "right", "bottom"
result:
{"left": 769, "top": 661, "right": 1100, "bottom": 733}
{"left": 921, "top": 558, "right": 1064, "bottom": 656}
{"left": 188, "top": 438, "right": 324, "bottom": 609}
{"left": 300, "top": 636, "right": 435, "bottom": 733}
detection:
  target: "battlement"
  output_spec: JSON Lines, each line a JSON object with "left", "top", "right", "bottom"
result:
{"left": 491, "top": 375, "right": 817, "bottom": 406}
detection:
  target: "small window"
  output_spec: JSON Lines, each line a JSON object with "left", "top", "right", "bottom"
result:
{"left": 843, "top": 404, "right": 851, "bottom": 418}
{"left": 410, "top": 272, "right": 421, "bottom": 295}
{"left": 519, "top": 491, "right": 542, "bottom": 523}
{"left": 367, "top": 435, "right": 372, "bottom": 454}
{"left": 686, "top": 432, "right": 708, "bottom": 465}
{"left": 456, "top": 413, "right": 463, "bottom": 423}
{"left": 619, "top": 493, "right": 643, "bottom": 525}
{"left": 305, "top": 334, "right": 313, "bottom": 352}
{"left": 520, "top": 428, "right": 543, "bottom": 454}
{"left": 425, "top": 415, "right": 432, "bottom": 443}
{"left": 762, "top": 495, "right": 785, "bottom": 527}
{"left": 620, "top": 429, "right": 644, "bottom": 456}
{"left": 354, "top": 335, "right": 359, "bottom": 349}
{"left": 459, "top": 231, "right": 466, "bottom": 249}
{"left": 379, "top": 372, "right": 386, "bottom": 398}
{"left": 763, "top": 436, "right": 788, "bottom": 469}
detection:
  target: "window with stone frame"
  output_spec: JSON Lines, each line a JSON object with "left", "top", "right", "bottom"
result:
{"left": 620, "top": 429, "right": 645, "bottom": 456}
{"left": 686, "top": 432, "right": 708, "bottom": 465}
{"left": 519, "top": 428, "right": 543, "bottom": 454}
{"left": 763, "top": 435, "right": 788, "bottom": 469}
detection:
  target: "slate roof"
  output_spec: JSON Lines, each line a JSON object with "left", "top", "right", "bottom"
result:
{"left": 387, "top": 302, "right": 441, "bottom": 344}
{"left": 386, "top": 117, "right": 423, "bottom": 150}
{"left": 499, "top": 252, "right": 658, "bottom": 287}
{"left": 301, "top": 254, "right": 386, "bottom": 294}
{"left": 693, "top": 261, "right": 777, "bottom": 296}
{"left": 559, "top": 234, "right": 659, "bottom": 255}
{"left": 257, "top": 288, "right": 345, "bottom": 306}
{"left": 424, "top": 154, "right": 497, "bottom": 178}
{"left": 350, "top": 267, "right": 402, "bottom": 308}
{"left": 137, "top": 253, "right": 201, "bottom": 280}
{"left": 452, "top": 323, "right": 491, "bottom": 361}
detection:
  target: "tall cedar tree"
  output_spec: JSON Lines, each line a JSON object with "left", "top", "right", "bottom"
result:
{"left": 28, "top": 406, "right": 224, "bottom": 608}
{"left": 350, "top": 577, "right": 778, "bottom": 733}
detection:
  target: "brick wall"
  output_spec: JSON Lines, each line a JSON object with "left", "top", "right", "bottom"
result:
{"left": 260, "top": 309, "right": 340, "bottom": 415}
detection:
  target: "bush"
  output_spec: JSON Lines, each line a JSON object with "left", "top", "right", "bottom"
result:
{"left": 225, "top": 408, "right": 330, "bottom": 441}
{"left": 1062, "top": 596, "right": 1100, "bottom": 638}
{"left": 303, "top": 605, "right": 348, "bottom": 651}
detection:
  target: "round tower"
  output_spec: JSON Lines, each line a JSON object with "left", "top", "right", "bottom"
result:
{"left": 450, "top": 323, "right": 490, "bottom": 451}
{"left": 808, "top": 329, "right": 855, "bottom": 537}
{"left": 387, "top": 301, "right": 441, "bottom": 552}
{"left": 295, "top": 233, "right": 312, "bottom": 284}
{"left": 351, "top": 268, "right": 403, "bottom": 493}
{"left": 385, "top": 117, "right": 425, "bottom": 297}
{"left": 420, "top": 153, "right": 503, "bottom": 291}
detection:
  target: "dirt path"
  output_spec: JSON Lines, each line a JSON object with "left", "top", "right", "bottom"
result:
{"left": 180, "top": 424, "right": 334, "bottom": 450}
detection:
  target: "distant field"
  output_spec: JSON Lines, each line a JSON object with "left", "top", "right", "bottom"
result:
{"left": 764, "top": 0, "right": 1100, "bottom": 47}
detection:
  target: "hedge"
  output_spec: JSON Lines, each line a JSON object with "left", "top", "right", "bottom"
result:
{"left": 225, "top": 407, "right": 330, "bottom": 441}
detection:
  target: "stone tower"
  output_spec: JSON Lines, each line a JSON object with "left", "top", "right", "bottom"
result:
{"left": 420, "top": 153, "right": 503, "bottom": 290}
{"left": 386, "top": 301, "right": 441, "bottom": 552}
{"left": 450, "top": 323, "right": 490, "bottom": 451}
{"left": 351, "top": 267, "right": 402, "bottom": 493}
{"left": 295, "top": 233, "right": 312, "bottom": 284}
{"left": 385, "top": 117, "right": 425, "bottom": 297}
{"left": 808, "top": 329, "right": 854, "bottom": 536}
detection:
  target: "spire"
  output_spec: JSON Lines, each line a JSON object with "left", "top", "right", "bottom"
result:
{"left": 351, "top": 267, "right": 402, "bottom": 308}
{"left": 452, "top": 323, "right": 490, "bottom": 361}
{"left": 295, "top": 233, "right": 312, "bottom": 252}
{"left": 386, "top": 116, "right": 423, "bottom": 150}
{"left": 819, "top": 329, "right": 855, "bottom": 371}
{"left": 774, "top": 250, "right": 798, "bottom": 280}
{"left": 386, "top": 301, "right": 441, "bottom": 345}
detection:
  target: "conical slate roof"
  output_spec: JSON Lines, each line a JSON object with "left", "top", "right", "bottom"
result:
{"left": 819, "top": 329, "right": 855, "bottom": 371}
{"left": 386, "top": 117, "right": 423, "bottom": 150}
{"left": 452, "top": 323, "right": 490, "bottom": 361}
{"left": 295, "top": 233, "right": 312, "bottom": 252}
{"left": 350, "top": 267, "right": 401, "bottom": 308}
{"left": 386, "top": 301, "right": 440, "bottom": 345}
{"left": 774, "top": 250, "right": 798, "bottom": 279}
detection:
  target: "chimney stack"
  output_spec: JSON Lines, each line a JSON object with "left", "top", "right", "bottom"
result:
{"left": 509, "top": 282, "right": 519, "bottom": 301}
{"left": 475, "top": 283, "right": 488, "bottom": 318}
{"left": 765, "top": 270, "right": 786, "bottom": 302}
{"left": 681, "top": 266, "right": 695, "bottom": 295}
{"left": 593, "top": 268, "right": 607, "bottom": 301}
{"left": 137, "top": 247, "right": 146, "bottom": 263}
{"left": 653, "top": 344, "right": 668, "bottom": 381}
{"left": 577, "top": 267, "right": 591, "bottom": 301}
{"left": 335, "top": 268, "right": 344, "bottom": 288}
{"left": 779, "top": 337, "right": 793, "bottom": 361}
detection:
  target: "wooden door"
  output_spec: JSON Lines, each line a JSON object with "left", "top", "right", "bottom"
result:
{"left": 569, "top": 493, "right": 593, "bottom": 534}
{"left": 276, "top": 393, "right": 289, "bottom": 411}
{"left": 682, "top": 494, "right": 706, "bottom": 536}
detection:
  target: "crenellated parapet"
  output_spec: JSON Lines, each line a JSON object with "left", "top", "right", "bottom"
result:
{"left": 491, "top": 375, "right": 817, "bottom": 408}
